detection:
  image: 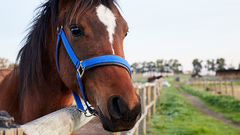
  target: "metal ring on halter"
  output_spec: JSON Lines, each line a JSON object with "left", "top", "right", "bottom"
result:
{"left": 57, "top": 25, "right": 63, "bottom": 33}
{"left": 77, "top": 61, "right": 85, "bottom": 79}
{"left": 84, "top": 106, "right": 97, "bottom": 117}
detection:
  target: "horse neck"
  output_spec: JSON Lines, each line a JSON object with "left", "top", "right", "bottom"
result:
{"left": 18, "top": 23, "right": 74, "bottom": 123}
{"left": 37, "top": 23, "right": 73, "bottom": 102}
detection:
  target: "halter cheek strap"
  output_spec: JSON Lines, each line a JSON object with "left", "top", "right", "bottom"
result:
{"left": 56, "top": 28, "right": 132, "bottom": 116}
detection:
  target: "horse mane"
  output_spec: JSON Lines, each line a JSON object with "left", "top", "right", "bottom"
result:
{"left": 16, "top": 0, "right": 118, "bottom": 100}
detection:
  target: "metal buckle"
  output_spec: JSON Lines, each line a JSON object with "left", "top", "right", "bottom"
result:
{"left": 84, "top": 107, "right": 97, "bottom": 117}
{"left": 77, "top": 61, "right": 85, "bottom": 79}
{"left": 57, "top": 25, "right": 63, "bottom": 33}
{"left": 77, "top": 106, "right": 97, "bottom": 117}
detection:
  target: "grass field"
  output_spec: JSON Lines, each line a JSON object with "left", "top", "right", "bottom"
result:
{"left": 181, "top": 84, "right": 240, "bottom": 124}
{"left": 147, "top": 83, "right": 240, "bottom": 135}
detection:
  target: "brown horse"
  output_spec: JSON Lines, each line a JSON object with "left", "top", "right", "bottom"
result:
{"left": 0, "top": 0, "right": 141, "bottom": 132}
{"left": 148, "top": 75, "right": 163, "bottom": 82}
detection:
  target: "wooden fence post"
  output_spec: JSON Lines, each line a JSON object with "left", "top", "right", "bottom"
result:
{"left": 133, "top": 128, "right": 138, "bottom": 135}
{"left": 147, "top": 85, "right": 151, "bottom": 121}
{"left": 214, "top": 81, "right": 218, "bottom": 94}
{"left": 202, "top": 79, "right": 204, "bottom": 90}
{"left": 142, "top": 86, "right": 146, "bottom": 135}
{"left": 0, "top": 128, "right": 23, "bottom": 135}
{"left": 134, "top": 87, "right": 139, "bottom": 135}
{"left": 153, "top": 84, "right": 157, "bottom": 115}
{"left": 219, "top": 81, "right": 222, "bottom": 94}
{"left": 231, "top": 81, "right": 234, "bottom": 98}
{"left": 225, "top": 80, "right": 228, "bottom": 94}
{"left": 206, "top": 80, "right": 208, "bottom": 90}
{"left": 198, "top": 79, "right": 200, "bottom": 89}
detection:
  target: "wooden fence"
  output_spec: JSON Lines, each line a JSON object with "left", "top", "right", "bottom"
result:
{"left": 0, "top": 79, "right": 163, "bottom": 135}
{"left": 126, "top": 79, "right": 163, "bottom": 135}
{"left": 188, "top": 78, "right": 240, "bottom": 99}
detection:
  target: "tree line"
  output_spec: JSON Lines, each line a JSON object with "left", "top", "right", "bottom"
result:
{"left": 193, "top": 58, "right": 240, "bottom": 75}
{"left": 131, "top": 58, "right": 240, "bottom": 75}
{"left": 131, "top": 59, "right": 183, "bottom": 74}
{"left": 0, "top": 58, "right": 15, "bottom": 69}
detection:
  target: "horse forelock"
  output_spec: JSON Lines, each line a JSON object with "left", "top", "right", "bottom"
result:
{"left": 67, "top": 0, "right": 118, "bottom": 25}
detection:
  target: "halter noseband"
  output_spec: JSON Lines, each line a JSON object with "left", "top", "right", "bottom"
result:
{"left": 56, "top": 27, "right": 132, "bottom": 117}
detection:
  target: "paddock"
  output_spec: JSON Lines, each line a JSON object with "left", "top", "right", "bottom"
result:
{"left": 188, "top": 78, "right": 240, "bottom": 100}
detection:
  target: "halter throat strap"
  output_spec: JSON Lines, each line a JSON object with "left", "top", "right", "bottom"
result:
{"left": 56, "top": 28, "right": 132, "bottom": 116}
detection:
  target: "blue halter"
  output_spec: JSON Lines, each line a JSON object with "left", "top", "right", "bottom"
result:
{"left": 56, "top": 28, "right": 132, "bottom": 116}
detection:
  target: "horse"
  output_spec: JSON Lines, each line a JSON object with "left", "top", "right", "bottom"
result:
{"left": 0, "top": 0, "right": 141, "bottom": 132}
{"left": 148, "top": 75, "right": 163, "bottom": 82}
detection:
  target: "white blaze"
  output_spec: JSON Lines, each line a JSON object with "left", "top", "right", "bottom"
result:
{"left": 96, "top": 4, "right": 116, "bottom": 54}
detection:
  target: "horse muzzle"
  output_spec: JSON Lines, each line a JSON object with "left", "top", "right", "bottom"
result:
{"left": 98, "top": 95, "right": 141, "bottom": 132}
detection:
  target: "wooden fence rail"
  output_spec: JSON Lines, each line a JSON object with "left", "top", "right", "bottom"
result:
{"left": 188, "top": 78, "right": 240, "bottom": 100}
{"left": 1, "top": 79, "right": 163, "bottom": 135}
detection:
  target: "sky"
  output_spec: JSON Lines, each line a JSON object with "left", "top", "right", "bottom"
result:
{"left": 0, "top": 0, "right": 239, "bottom": 72}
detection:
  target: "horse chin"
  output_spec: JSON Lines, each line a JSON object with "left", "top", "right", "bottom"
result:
{"left": 97, "top": 106, "right": 141, "bottom": 132}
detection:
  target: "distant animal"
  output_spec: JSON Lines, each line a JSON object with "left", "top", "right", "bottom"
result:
{"left": 0, "top": 0, "right": 141, "bottom": 132}
{"left": 191, "top": 74, "right": 202, "bottom": 78}
{"left": 148, "top": 75, "right": 163, "bottom": 82}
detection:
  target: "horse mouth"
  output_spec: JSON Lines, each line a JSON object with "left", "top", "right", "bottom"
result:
{"left": 97, "top": 105, "right": 141, "bottom": 132}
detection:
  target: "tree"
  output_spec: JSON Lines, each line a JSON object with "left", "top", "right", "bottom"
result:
{"left": 130, "top": 62, "right": 145, "bottom": 74}
{"left": 130, "top": 62, "right": 138, "bottom": 73}
{"left": 192, "top": 59, "right": 202, "bottom": 76}
{"left": 130, "top": 59, "right": 183, "bottom": 74}
{"left": 147, "top": 61, "right": 156, "bottom": 72}
{"left": 163, "top": 60, "right": 171, "bottom": 73}
{"left": 156, "top": 59, "right": 164, "bottom": 72}
{"left": 216, "top": 58, "right": 226, "bottom": 70}
{"left": 169, "top": 59, "right": 182, "bottom": 74}
{"left": 8, "top": 63, "right": 15, "bottom": 69}
{"left": 205, "top": 59, "right": 216, "bottom": 71}
{"left": 141, "top": 61, "right": 148, "bottom": 73}
{"left": 0, "top": 58, "right": 9, "bottom": 68}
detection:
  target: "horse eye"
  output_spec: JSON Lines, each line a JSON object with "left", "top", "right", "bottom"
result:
{"left": 70, "top": 27, "right": 84, "bottom": 37}
{"left": 125, "top": 31, "right": 129, "bottom": 38}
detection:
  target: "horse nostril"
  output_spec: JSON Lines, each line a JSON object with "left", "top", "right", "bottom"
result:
{"left": 108, "top": 95, "right": 125, "bottom": 119}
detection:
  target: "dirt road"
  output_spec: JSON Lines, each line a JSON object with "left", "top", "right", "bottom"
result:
{"left": 174, "top": 85, "right": 240, "bottom": 128}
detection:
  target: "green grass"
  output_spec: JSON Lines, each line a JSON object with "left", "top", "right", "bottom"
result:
{"left": 181, "top": 84, "right": 240, "bottom": 124}
{"left": 147, "top": 84, "right": 240, "bottom": 135}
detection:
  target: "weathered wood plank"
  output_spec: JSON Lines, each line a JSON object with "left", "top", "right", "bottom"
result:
{"left": 21, "top": 106, "right": 93, "bottom": 135}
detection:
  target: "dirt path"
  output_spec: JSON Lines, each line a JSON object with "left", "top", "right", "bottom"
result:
{"left": 174, "top": 85, "right": 240, "bottom": 128}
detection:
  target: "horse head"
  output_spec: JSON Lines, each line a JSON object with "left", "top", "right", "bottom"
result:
{"left": 56, "top": 0, "right": 141, "bottom": 131}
